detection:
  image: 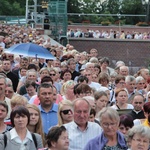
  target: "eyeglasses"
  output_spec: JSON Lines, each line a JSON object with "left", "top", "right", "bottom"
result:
{"left": 132, "top": 138, "right": 149, "bottom": 144}
{"left": 50, "top": 74, "right": 56, "bottom": 76}
{"left": 102, "top": 122, "right": 117, "bottom": 128}
{"left": 61, "top": 109, "right": 72, "bottom": 115}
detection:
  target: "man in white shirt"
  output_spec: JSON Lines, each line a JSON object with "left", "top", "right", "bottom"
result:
{"left": 64, "top": 98, "right": 102, "bottom": 150}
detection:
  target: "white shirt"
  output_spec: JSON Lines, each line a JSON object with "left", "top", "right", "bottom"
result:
{"left": 10, "top": 128, "right": 33, "bottom": 150}
{"left": 64, "top": 121, "right": 102, "bottom": 150}
{"left": 111, "top": 104, "right": 134, "bottom": 109}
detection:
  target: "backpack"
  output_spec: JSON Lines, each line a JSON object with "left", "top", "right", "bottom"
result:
{"left": 4, "top": 133, "right": 37, "bottom": 148}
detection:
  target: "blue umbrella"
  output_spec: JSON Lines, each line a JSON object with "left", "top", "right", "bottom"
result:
{"left": 4, "top": 43, "right": 56, "bottom": 59}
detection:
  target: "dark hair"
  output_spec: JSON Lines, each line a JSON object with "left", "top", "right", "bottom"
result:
{"left": 77, "top": 75, "right": 89, "bottom": 84}
{"left": 99, "top": 57, "right": 109, "bottom": 65}
{"left": 60, "top": 69, "right": 72, "bottom": 79}
{"left": 115, "top": 75, "right": 125, "bottom": 84}
{"left": 25, "top": 80, "right": 36, "bottom": 89}
{"left": 119, "top": 114, "right": 134, "bottom": 128}
{"left": 47, "top": 126, "right": 67, "bottom": 148}
{"left": 143, "top": 102, "right": 150, "bottom": 114}
{"left": 98, "top": 72, "right": 109, "bottom": 84}
{"left": 75, "top": 84, "right": 92, "bottom": 95}
{"left": 10, "top": 106, "right": 30, "bottom": 127}
{"left": 90, "top": 108, "right": 96, "bottom": 116}
{"left": 28, "top": 63, "right": 37, "bottom": 71}
{"left": 0, "top": 101, "right": 8, "bottom": 113}
{"left": 41, "top": 76, "right": 53, "bottom": 84}
{"left": 37, "top": 83, "right": 53, "bottom": 96}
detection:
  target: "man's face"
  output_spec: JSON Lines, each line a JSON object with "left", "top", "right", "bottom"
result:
{"left": 38, "top": 87, "right": 53, "bottom": 107}
{"left": 90, "top": 49, "right": 98, "bottom": 57}
{"left": 119, "top": 68, "right": 128, "bottom": 76}
{"left": 20, "top": 59, "right": 28, "bottom": 68}
{"left": 68, "top": 61, "right": 76, "bottom": 71}
{"left": 74, "top": 100, "right": 90, "bottom": 127}
{"left": 2, "top": 60, "right": 11, "bottom": 72}
{"left": 132, "top": 95, "right": 144, "bottom": 111}
{"left": 125, "top": 80, "right": 136, "bottom": 93}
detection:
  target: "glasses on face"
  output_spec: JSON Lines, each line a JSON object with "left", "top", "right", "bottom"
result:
{"left": 102, "top": 122, "right": 117, "bottom": 128}
{"left": 132, "top": 138, "right": 149, "bottom": 144}
{"left": 119, "top": 82, "right": 125, "bottom": 85}
{"left": 61, "top": 109, "right": 72, "bottom": 115}
{"left": 134, "top": 102, "right": 143, "bottom": 104}
{"left": 50, "top": 74, "right": 56, "bottom": 76}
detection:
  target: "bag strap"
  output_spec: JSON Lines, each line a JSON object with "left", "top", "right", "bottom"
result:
{"left": 4, "top": 134, "right": 7, "bottom": 148}
{"left": 31, "top": 133, "right": 37, "bottom": 148}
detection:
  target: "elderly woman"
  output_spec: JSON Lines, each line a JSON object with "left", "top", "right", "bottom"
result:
{"left": 0, "top": 106, "right": 43, "bottom": 149}
{"left": 127, "top": 125, "right": 150, "bottom": 150}
{"left": 84, "top": 107, "right": 128, "bottom": 150}
{"left": 58, "top": 100, "right": 73, "bottom": 126}
{"left": 46, "top": 126, "right": 69, "bottom": 150}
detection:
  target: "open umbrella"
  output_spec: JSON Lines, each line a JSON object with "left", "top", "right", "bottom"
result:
{"left": 4, "top": 43, "right": 55, "bottom": 59}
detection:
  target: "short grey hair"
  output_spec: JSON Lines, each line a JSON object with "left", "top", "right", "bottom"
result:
{"left": 135, "top": 76, "right": 145, "bottom": 84}
{"left": 89, "top": 57, "right": 99, "bottom": 63}
{"left": 125, "top": 75, "right": 135, "bottom": 83}
{"left": 98, "top": 107, "right": 120, "bottom": 123}
{"left": 127, "top": 125, "right": 150, "bottom": 142}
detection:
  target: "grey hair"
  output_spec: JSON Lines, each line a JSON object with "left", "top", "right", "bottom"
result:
{"left": 89, "top": 57, "right": 99, "bottom": 63}
{"left": 135, "top": 76, "right": 145, "bottom": 84}
{"left": 85, "top": 62, "right": 94, "bottom": 69}
{"left": 0, "top": 75, "right": 7, "bottom": 85}
{"left": 115, "top": 61, "right": 125, "bottom": 67}
{"left": 125, "top": 75, "right": 136, "bottom": 83}
{"left": 98, "top": 107, "right": 120, "bottom": 123}
{"left": 127, "top": 125, "right": 150, "bottom": 142}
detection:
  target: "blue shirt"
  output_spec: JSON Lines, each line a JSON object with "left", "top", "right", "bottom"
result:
{"left": 38, "top": 103, "right": 58, "bottom": 134}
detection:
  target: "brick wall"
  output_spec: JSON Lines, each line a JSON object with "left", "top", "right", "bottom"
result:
{"left": 68, "top": 38, "right": 150, "bottom": 74}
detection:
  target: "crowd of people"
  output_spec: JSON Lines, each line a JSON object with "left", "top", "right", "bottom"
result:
{"left": 0, "top": 24, "right": 150, "bottom": 150}
{"left": 67, "top": 28, "right": 150, "bottom": 39}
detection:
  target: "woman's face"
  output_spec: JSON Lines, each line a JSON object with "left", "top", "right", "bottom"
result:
{"left": 28, "top": 108, "right": 39, "bottom": 126}
{"left": 53, "top": 88, "right": 57, "bottom": 103}
{"left": 101, "top": 62, "right": 108, "bottom": 69}
{"left": 0, "top": 105, "right": 7, "bottom": 120}
{"left": 14, "top": 113, "right": 28, "bottom": 129}
{"left": 141, "top": 71, "right": 149, "bottom": 80}
{"left": 101, "top": 114, "right": 119, "bottom": 137}
{"left": 95, "top": 95, "right": 108, "bottom": 111}
{"left": 54, "top": 131, "right": 69, "bottom": 150}
{"left": 130, "top": 133, "right": 150, "bottom": 150}
{"left": 136, "top": 80, "right": 145, "bottom": 90}
{"left": 63, "top": 72, "right": 72, "bottom": 82}
{"left": 116, "top": 91, "right": 128, "bottom": 105}
{"left": 119, "top": 124, "right": 131, "bottom": 135}
{"left": 65, "top": 85, "right": 74, "bottom": 97}
{"left": 40, "top": 70, "right": 49, "bottom": 79}
{"left": 60, "top": 105, "right": 73, "bottom": 124}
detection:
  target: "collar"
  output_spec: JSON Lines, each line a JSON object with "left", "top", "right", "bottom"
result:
{"left": 39, "top": 103, "right": 58, "bottom": 113}
{"left": 10, "top": 128, "right": 33, "bottom": 141}
{"left": 133, "top": 109, "right": 142, "bottom": 114}
{"left": 73, "top": 121, "right": 89, "bottom": 131}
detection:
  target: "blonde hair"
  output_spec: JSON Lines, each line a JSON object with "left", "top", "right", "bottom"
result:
{"left": 58, "top": 100, "right": 73, "bottom": 126}
{"left": 11, "top": 95, "right": 28, "bottom": 109}
{"left": 26, "top": 104, "right": 45, "bottom": 145}
{"left": 61, "top": 80, "right": 75, "bottom": 95}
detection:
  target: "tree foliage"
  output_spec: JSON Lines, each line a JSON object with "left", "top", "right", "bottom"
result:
{"left": 0, "top": 0, "right": 148, "bottom": 25}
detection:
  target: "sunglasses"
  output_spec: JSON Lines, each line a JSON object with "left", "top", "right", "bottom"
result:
{"left": 61, "top": 109, "right": 72, "bottom": 115}
{"left": 50, "top": 74, "right": 56, "bottom": 76}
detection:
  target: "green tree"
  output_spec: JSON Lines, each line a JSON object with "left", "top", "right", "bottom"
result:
{"left": 121, "top": 0, "right": 145, "bottom": 24}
